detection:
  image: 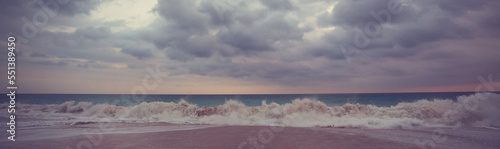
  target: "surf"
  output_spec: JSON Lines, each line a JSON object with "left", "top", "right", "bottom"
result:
{"left": 4, "top": 92, "right": 499, "bottom": 129}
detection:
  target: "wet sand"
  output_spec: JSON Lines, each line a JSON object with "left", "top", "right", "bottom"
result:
{"left": 2, "top": 123, "right": 500, "bottom": 149}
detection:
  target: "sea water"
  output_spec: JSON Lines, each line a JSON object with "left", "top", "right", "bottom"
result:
{"left": 7, "top": 92, "right": 483, "bottom": 107}
{"left": 1, "top": 92, "right": 499, "bottom": 129}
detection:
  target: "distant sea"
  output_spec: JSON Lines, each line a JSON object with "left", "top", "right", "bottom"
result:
{"left": 2, "top": 92, "right": 499, "bottom": 128}
{"left": 5, "top": 92, "right": 489, "bottom": 107}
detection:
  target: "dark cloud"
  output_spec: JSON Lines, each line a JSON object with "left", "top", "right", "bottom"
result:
{"left": 313, "top": 0, "right": 500, "bottom": 60}
{"left": 0, "top": 0, "right": 101, "bottom": 39}
{"left": 30, "top": 52, "right": 49, "bottom": 58}
{"left": 144, "top": 0, "right": 304, "bottom": 61}
{"left": 153, "top": 0, "right": 499, "bottom": 90}
{"left": 33, "top": 0, "right": 101, "bottom": 16}
{"left": 216, "top": 14, "right": 304, "bottom": 52}
{"left": 155, "top": 0, "right": 208, "bottom": 34}
{"left": 121, "top": 48, "right": 154, "bottom": 60}
{"left": 74, "top": 27, "right": 111, "bottom": 40}
{"left": 55, "top": 0, "right": 101, "bottom": 16}
{"left": 28, "top": 31, "right": 120, "bottom": 62}
{"left": 259, "top": 0, "right": 296, "bottom": 11}
{"left": 76, "top": 61, "right": 112, "bottom": 69}
{"left": 1, "top": 0, "right": 499, "bottom": 93}
{"left": 318, "top": 0, "right": 394, "bottom": 27}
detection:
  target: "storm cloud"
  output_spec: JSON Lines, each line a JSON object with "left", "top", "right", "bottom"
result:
{"left": 1, "top": 0, "right": 499, "bottom": 93}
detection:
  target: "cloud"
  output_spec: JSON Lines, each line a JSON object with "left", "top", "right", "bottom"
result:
{"left": 312, "top": 0, "right": 500, "bottom": 59}
{"left": 55, "top": 0, "right": 101, "bottom": 16}
{"left": 216, "top": 13, "right": 304, "bottom": 51}
{"left": 1, "top": 0, "right": 499, "bottom": 93}
{"left": 74, "top": 27, "right": 111, "bottom": 40}
{"left": 259, "top": 0, "right": 296, "bottom": 11}
{"left": 30, "top": 52, "right": 49, "bottom": 58}
{"left": 37, "top": 60, "right": 69, "bottom": 67}
{"left": 121, "top": 48, "right": 154, "bottom": 60}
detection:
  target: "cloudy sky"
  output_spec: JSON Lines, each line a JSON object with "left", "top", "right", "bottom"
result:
{"left": 1, "top": 0, "right": 499, "bottom": 94}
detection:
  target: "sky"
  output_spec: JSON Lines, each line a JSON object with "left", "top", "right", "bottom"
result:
{"left": 0, "top": 0, "right": 499, "bottom": 94}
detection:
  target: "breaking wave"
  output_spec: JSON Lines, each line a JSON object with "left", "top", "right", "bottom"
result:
{"left": 5, "top": 93, "right": 500, "bottom": 129}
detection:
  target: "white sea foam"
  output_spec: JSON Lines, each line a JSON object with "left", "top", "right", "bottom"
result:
{"left": 6, "top": 92, "right": 500, "bottom": 129}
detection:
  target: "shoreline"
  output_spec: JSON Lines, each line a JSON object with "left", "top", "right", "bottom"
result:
{"left": 2, "top": 122, "right": 500, "bottom": 149}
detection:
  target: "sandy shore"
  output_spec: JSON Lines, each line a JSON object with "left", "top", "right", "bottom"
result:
{"left": 1, "top": 123, "right": 500, "bottom": 149}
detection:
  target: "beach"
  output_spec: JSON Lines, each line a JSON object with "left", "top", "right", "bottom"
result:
{"left": 1, "top": 92, "right": 500, "bottom": 148}
{"left": 2, "top": 0, "right": 500, "bottom": 148}
{"left": 2, "top": 122, "right": 500, "bottom": 149}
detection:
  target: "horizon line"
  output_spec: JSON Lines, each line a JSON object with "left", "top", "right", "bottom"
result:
{"left": 8, "top": 91, "right": 497, "bottom": 95}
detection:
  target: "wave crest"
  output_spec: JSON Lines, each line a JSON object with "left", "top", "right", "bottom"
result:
{"left": 15, "top": 93, "right": 500, "bottom": 129}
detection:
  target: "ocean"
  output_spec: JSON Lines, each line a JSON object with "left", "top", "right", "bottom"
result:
{"left": 2, "top": 92, "right": 500, "bottom": 148}
{"left": 6, "top": 92, "right": 484, "bottom": 107}
{"left": 2, "top": 92, "right": 499, "bottom": 129}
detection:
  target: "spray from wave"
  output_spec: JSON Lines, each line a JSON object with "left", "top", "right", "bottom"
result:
{"left": 4, "top": 93, "right": 500, "bottom": 129}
